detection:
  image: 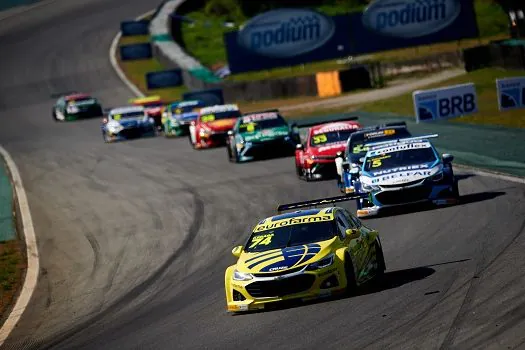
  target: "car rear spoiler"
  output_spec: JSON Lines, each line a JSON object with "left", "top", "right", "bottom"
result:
{"left": 277, "top": 194, "right": 367, "bottom": 213}
{"left": 242, "top": 109, "right": 280, "bottom": 116}
{"left": 357, "top": 121, "right": 407, "bottom": 132}
{"left": 296, "top": 116, "right": 359, "bottom": 129}
{"left": 367, "top": 134, "right": 439, "bottom": 150}
{"left": 50, "top": 91, "right": 80, "bottom": 98}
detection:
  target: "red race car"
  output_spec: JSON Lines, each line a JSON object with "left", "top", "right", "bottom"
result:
{"left": 295, "top": 117, "right": 362, "bottom": 181}
{"left": 189, "top": 104, "right": 242, "bottom": 149}
{"left": 129, "top": 96, "right": 165, "bottom": 131}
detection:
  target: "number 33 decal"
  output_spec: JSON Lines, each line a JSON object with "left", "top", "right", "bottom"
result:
{"left": 313, "top": 134, "right": 327, "bottom": 144}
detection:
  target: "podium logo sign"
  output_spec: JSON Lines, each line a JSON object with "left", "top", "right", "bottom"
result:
{"left": 362, "top": 0, "right": 461, "bottom": 38}
{"left": 237, "top": 8, "right": 335, "bottom": 58}
{"left": 496, "top": 76, "right": 525, "bottom": 111}
{"left": 413, "top": 83, "right": 477, "bottom": 122}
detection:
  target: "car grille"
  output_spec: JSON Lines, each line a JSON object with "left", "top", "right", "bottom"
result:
{"left": 244, "top": 138, "right": 295, "bottom": 158}
{"left": 311, "top": 162, "right": 338, "bottom": 177}
{"left": 209, "top": 132, "right": 228, "bottom": 144}
{"left": 375, "top": 186, "right": 432, "bottom": 205}
{"left": 252, "top": 266, "right": 304, "bottom": 277}
{"left": 380, "top": 179, "right": 424, "bottom": 188}
{"left": 245, "top": 274, "right": 315, "bottom": 298}
{"left": 119, "top": 128, "right": 142, "bottom": 139}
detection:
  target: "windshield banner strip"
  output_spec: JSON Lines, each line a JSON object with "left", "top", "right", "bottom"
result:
{"left": 253, "top": 215, "right": 332, "bottom": 232}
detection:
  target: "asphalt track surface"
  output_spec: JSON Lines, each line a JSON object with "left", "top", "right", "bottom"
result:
{"left": 1, "top": 1, "right": 525, "bottom": 349}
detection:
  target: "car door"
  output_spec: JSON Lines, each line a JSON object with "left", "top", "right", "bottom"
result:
{"left": 335, "top": 211, "right": 364, "bottom": 274}
{"left": 340, "top": 209, "right": 370, "bottom": 278}
{"left": 345, "top": 210, "right": 379, "bottom": 280}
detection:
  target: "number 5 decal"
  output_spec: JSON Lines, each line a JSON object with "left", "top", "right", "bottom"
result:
{"left": 372, "top": 159, "right": 382, "bottom": 167}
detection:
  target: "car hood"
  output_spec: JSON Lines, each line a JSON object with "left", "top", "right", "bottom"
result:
{"left": 243, "top": 126, "right": 290, "bottom": 142}
{"left": 236, "top": 239, "right": 335, "bottom": 274}
{"left": 204, "top": 118, "right": 237, "bottom": 131}
{"left": 145, "top": 106, "right": 163, "bottom": 116}
{"left": 361, "top": 161, "right": 441, "bottom": 186}
{"left": 311, "top": 142, "right": 346, "bottom": 157}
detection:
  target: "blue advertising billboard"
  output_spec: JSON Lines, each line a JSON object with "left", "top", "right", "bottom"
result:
{"left": 224, "top": 0, "right": 479, "bottom": 74}
{"left": 146, "top": 70, "right": 184, "bottom": 89}
{"left": 119, "top": 43, "right": 153, "bottom": 61}
{"left": 183, "top": 89, "right": 225, "bottom": 106}
{"left": 121, "top": 20, "right": 150, "bottom": 36}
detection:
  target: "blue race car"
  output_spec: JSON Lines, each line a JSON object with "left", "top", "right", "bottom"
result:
{"left": 101, "top": 106, "right": 156, "bottom": 143}
{"left": 335, "top": 122, "right": 411, "bottom": 195}
{"left": 162, "top": 100, "right": 206, "bottom": 137}
{"left": 353, "top": 134, "right": 459, "bottom": 218}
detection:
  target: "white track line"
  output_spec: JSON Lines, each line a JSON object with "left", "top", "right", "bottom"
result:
{"left": 0, "top": 146, "right": 40, "bottom": 345}
{"left": 108, "top": 10, "right": 157, "bottom": 99}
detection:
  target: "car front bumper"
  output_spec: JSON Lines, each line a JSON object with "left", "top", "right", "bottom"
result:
{"left": 226, "top": 264, "right": 346, "bottom": 313}
{"left": 237, "top": 138, "right": 296, "bottom": 161}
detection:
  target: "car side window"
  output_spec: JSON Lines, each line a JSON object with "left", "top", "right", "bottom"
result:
{"left": 341, "top": 210, "right": 359, "bottom": 228}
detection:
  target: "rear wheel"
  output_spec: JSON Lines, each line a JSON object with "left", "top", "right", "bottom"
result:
{"left": 52, "top": 108, "right": 58, "bottom": 122}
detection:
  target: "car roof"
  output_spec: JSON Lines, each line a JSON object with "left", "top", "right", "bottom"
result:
{"left": 310, "top": 121, "right": 361, "bottom": 135}
{"left": 109, "top": 106, "right": 145, "bottom": 114}
{"left": 64, "top": 93, "right": 91, "bottom": 101}
{"left": 131, "top": 96, "right": 162, "bottom": 103}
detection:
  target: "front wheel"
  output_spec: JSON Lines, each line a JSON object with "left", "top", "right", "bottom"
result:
{"left": 344, "top": 256, "right": 358, "bottom": 295}
{"left": 374, "top": 240, "right": 386, "bottom": 278}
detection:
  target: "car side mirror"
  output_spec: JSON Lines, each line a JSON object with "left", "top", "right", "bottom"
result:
{"left": 102, "top": 118, "right": 108, "bottom": 124}
{"left": 359, "top": 157, "right": 365, "bottom": 164}
{"left": 442, "top": 153, "right": 454, "bottom": 164}
{"left": 345, "top": 228, "right": 360, "bottom": 239}
{"left": 231, "top": 245, "right": 243, "bottom": 258}
{"left": 227, "top": 130, "right": 234, "bottom": 136}
{"left": 296, "top": 143, "right": 304, "bottom": 150}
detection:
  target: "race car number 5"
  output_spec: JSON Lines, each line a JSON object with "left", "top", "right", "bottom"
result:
{"left": 249, "top": 234, "right": 273, "bottom": 248}
{"left": 371, "top": 159, "right": 382, "bottom": 167}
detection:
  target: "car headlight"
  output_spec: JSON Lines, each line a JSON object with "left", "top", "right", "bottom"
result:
{"left": 361, "top": 182, "right": 380, "bottom": 192}
{"left": 305, "top": 254, "right": 334, "bottom": 271}
{"left": 108, "top": 124, "right": 123, "bottom": 133}
{"left": 232, "top": 269, "right": 253, "bottom": 281}
{"left": 199, "top": 128, "right": 212, "bottom": 137}
{"left": 432, "top": 171, "right": 444, "bottom": 182}
{"left": 67, "top": 105, "right": 79, "bottom": 113}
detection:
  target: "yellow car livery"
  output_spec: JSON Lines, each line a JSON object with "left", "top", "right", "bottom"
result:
{"left": 225, "top": 194, "right": 386, "bottom": 313}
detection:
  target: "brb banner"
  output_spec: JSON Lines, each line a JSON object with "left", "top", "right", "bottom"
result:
{"left": 496, "top": 76, "right": 525, "bottom": 111}
{"left": 413, "top": 83, "right": 478, "bottom": 123}
{"left": 224, "top": 0, "right": 479, "bottom": 74}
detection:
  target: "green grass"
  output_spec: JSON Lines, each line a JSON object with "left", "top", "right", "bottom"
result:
{"left": 0, "top": 240, "right": 25, "bottom": 319}
{"left": 178, "top": 0, "right": 509, "bottom": 82}
{"left": 359, "top": 68, "right": 525, "bottom": 128}
{"left": 118, "top": 36, "right": 187, "bottom": 102}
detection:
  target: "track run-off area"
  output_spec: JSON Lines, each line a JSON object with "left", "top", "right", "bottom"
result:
{"left": 1, "top": 1, "right": 525, "bottom": 349}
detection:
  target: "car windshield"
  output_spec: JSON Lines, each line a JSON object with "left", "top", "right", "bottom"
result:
{"left": 112, "top": 111, "right": 145, "bottom": 120}
{"left": 200, "top": 110, "right": 241, "bottom": 122}
{"left": 244, "top": 221, "right": 336, "bottom": 253}
{"left": 310, "top": 129, "right": 355, "bottom": 146}
{"left": 347, "top": 128, "right": 411, "bottom": 162}
{"left": 238, "top": 116, "right": 287, "bottom": 133}
{"left": 364, "top": 147, "right": 437, "bottom": 171}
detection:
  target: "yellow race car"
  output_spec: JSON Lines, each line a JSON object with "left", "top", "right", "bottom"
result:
{"left": 225, "top": 194, "right": 386, "bottom": 313}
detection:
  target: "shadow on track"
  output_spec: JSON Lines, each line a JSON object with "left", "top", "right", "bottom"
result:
{"left": 364, "top": 191, "right": 506, "bottom": 219}
{"left": 233, "top": 265, "right": 440, "bottom": 316}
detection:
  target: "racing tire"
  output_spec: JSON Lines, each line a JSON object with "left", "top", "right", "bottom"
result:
{"left": 452, "top": 179, "right": 460, "bottom": 201}
{"left": 188, "top": 134, "right": 196, "bottom": 149}
{"left": 374, "top": 240, "right": 386, "bottom": 279}
{"left": 344, "top": 255, "right": 358, "bottom": 295}
{"left": 295, "top": 165, "right": 303, "bottom": 178}
{"left": 102, "top": 132, "right": 111, "bottom": 143}
{"left": 52, "top": 109, "right": 59, "bottom": 122}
